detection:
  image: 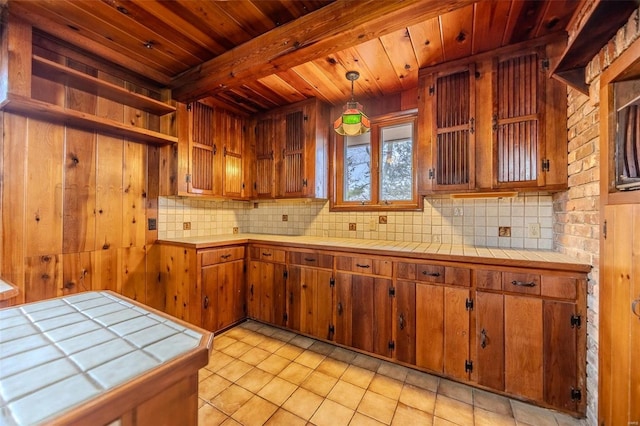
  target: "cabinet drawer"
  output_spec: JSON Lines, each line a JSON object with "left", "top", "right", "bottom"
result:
{"left": 289, "top": 251, "right": 333, "bottom": 269}
{"left": 201, "top": 246, "right": 245, "bottom": 266}
{"left": 249, "top": 246, "right": 286, "bottom": 263}
{"left": 541, "top": 276, "right": 577, "bottom": 299}
{"left": 503, "top": 272, "right": 541, "bottom": 295}
{"left": 336, "top": 256, "right": 392, "bottom": 277}
{"left": 416, "top": 264, "right": 445, "bottom": 283}
{"left": 475, "top": 269, "right": 502, "bottom": 290}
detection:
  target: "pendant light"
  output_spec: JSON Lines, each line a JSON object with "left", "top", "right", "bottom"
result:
{"left": 333, "top": 71, "right": 370, "bottom": 136}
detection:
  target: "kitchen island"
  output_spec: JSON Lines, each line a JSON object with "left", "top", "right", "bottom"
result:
{"left": 0, "top": 291, "right": 212, "bottom": 425}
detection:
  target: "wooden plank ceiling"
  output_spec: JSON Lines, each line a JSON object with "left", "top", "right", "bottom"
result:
{"left": 9, "top": 0, "right": 579, "bottom": 115}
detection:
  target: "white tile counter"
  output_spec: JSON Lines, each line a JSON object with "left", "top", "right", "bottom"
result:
{"left": 0, "top": 291, "right": 212, "bottom": 425}
{"left": 158, "top": 233, "right": 591, "bottom": 273}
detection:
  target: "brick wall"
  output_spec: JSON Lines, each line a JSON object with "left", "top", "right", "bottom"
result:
{"left": 553, "top": 7, "right": 640, "bottom": 425}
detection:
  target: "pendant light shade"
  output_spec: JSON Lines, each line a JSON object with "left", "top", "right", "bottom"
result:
{"left": 334, "top": 71, "right": 370, "bottom": 136}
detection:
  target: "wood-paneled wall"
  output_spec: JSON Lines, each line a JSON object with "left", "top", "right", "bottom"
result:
{"left": 0, "top": 52, "right": 166, "bottom": 307}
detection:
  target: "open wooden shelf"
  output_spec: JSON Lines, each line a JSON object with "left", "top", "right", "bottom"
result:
{"left": 1, "top": 94, "right": 178, "bottom": 146}
{"left": 32, "top": 54, "right": 176, "bottom": 116}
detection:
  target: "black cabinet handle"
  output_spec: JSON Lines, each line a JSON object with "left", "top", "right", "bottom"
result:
{"left": 422, "top": 270, "right": 441, "bottom": 277}
{"left": 399, "top": 313, "right": 405, "bottom": 330}
{"left": 289, "top": 292, "right": 293, "bottom": 304}
{"left": 480, "top": 328, "right": 487, "bottom": 349}
{"left": 511, "top": 280, "right": 536, "bottom": 287}
{"left": 262, "top": 252, "right": 272, "bottom": 257}
{"left": 203, "top": 295, "right": 209, "bottom": 309}
{"left": 250, "top": 284, "right": 254, "bottom": 298}
{"left": 356, "top": 263, "right": 370, "bottom": 269}
{"left": 220, "top": 254, "right": 231, "bottom": 259}
{"left": 304, "top": 257, "right": 316, "bottom": 262}
{"left": 337, "top": 302, "right": 343, "bottom": 316}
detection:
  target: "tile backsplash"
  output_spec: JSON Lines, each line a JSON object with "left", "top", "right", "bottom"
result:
{"left": 158, "top": 193, "right": 553, "bottom": 249}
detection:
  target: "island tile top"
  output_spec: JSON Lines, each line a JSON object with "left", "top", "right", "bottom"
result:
{"left": 0, "top": 291, "right": 205, "bottom": 426}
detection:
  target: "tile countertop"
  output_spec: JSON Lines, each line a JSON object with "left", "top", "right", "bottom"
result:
{"left": 0, "top": 291, "right": 212, "bottom": 426}
{"left": 158, "top": 234, "right": 592, "bottom": 273}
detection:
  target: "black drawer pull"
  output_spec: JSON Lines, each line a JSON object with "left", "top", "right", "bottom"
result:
{"left": 203, "top": 295, "right": 209, "bottom": 309}
{"left": 220, "top": 254, "right": 231, "bottom": 259}
{"left": 262, "top": 252, "right": 272, "bottom": 257}
{"left": 337, "top": 302, "right": 343, "bottom": 316}
{"left": 422, "top": 271, "right": 441, "bottom": 277}
{"left": 250, "top": 284, "right": 254, "bottom": 297}
{"left": 304, "top": 257, "right": 316, "bottom": 262}
{"left": 399, "top": 313, "right": 405, "bottom": 330}
{"left": 356, "top": 263, "right": 370, "bottom": 268}
{"left": 480, "top": 328, "right": 487, "bottom": 348}
{"left": 511, "top": 280, "right": 536, "bottom": 287}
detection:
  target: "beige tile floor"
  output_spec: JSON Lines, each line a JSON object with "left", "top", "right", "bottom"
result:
{"left": 198, "top": 321, "right": 585, "bottom": 426}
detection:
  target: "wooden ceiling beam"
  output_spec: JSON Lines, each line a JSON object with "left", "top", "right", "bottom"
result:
{"left": 171, "top": 0, "right": 475, "bottom": 102}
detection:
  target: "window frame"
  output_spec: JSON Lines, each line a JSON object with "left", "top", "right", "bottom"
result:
{"left": 330, "top": 109, "right": 421, "bottom": 211}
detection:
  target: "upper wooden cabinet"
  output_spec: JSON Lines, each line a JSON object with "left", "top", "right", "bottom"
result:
{"left": 162, "top": 101, "right": 249, "bottom": 199}
{"left": 251, "top": 98, "right": 330, "bottom": 199}
{"left": 418, "top": 38, "right": 568, "bottom": 194}
{"left": 420, "top": 64, "right": 476, "bottom": 192}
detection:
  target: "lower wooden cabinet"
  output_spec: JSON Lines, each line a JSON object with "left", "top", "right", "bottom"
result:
{"left": 474, "top": 268, "right": 586, "bottom": 414}
{"left": 287, "top": 251, "right": 333, "bottom": 340}
{"left": 159, "top": 241, "right": 588, "bottom": 416}
{"left": 247, "top": 246, "right": 287, "bottom": 326}
{"left": 335, "top": 272, "right": 393, "bottom": 357}
{"left": 200, "top": 246, "right": 246, "bottom": 332}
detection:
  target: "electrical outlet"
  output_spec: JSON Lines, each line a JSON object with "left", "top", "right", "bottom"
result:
{"left": 499, "top": 226, "right": 511, "bottom": 237}
{"left": 232, "top": 227, "right": 239, "bottom": 234}
{"left": 528, "top": 223, "right": 541, "bottom": 238}
{"left": 348, "top": 223, "right": 357, "bottom": 231}
{"left": 282, "top": 215, "right": 288, "bottom": 222}
{"left": 183, "top": 222, "right": 191, "bottom": 230}
{"left": 147, "top": 218, "right": 157, "bottom": 231}
{"left": 369, "top": 218, "right": 377, "bottom": 231}
{"left": 378, "top": 215, "right": 388, "bottom": 224}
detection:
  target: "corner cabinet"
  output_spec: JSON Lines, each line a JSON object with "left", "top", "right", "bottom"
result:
{"left": 163, "top": 101, "right": 249, "bottom": 199}
{"left": 251, "top": 98, "right": 330, "bottom": 199}
{"left": 418, "top": 38, "right": 568, "bottom": 194}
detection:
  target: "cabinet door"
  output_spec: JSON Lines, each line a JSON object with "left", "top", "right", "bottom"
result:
{"left": 255, "top": 116, "right": 276, "bottom": 198}
{"left": 279, "top": 109, "right": 306, "bottom": 197}
{"left": 201, "top": 265, "right": 218, "bottom": 330}
{"left": 416, "top": 284, "right": 470, "bottom": 380}
{"left": 334, "top": 272, "right": 353, "bottom": 346}
{"left": 505, "top": 294, "right": 543, "bottom": 401}
{"left": 187, "top": 102, "right": 216, "bottom": 195}
{"left": 600, "top": 204, "right": 640, "bottom": 425}
{"left": 335, "top": 272, "right": 392, "bottom": 357}
{"left": 493, "top": 50, "right": 544, "bottom": 189}
{"left": 219, "top": 110, "right": 244, "bottom": 198}
{"left": 395, "top": 280, "right": 416, "bottom": 365}
{"left": 475, "top": 291, "right": 504, "bottom": 390}
{"left": 543, "top": 300, "right": 578, "bottom": 412}
{"left": 431, "top": 65, "right": 476, "bottom": 191}
{"left": 218, "top": 260, "right": 245, "bottom": 330}
{"left": 202, "top": 260, "right": 245, "bottom": 332}
{"left": 287, "top": 265, "right": 333, "bottom": 340}
{"left": 248, "top": 260, "right": 286, "bottom": 325}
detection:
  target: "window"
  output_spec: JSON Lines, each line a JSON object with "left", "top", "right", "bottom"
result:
{"left": 331, "top": 111, "right": 420, "bottom": 211}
